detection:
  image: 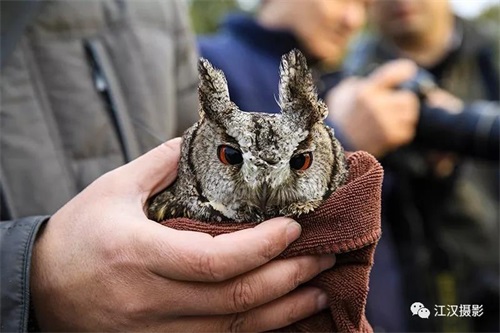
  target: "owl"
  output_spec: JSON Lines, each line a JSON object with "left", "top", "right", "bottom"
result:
{"left": 148, "top": 49, "right": 347, "bottom": 223}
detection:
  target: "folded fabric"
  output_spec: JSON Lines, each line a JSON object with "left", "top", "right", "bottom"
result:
{"left": 162, "top": 151, "right": 383, "bottom": 332}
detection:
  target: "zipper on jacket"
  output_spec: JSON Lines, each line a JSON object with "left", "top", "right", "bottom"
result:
{"left": 83, "top": 40, "right": 132, "bottom": 163}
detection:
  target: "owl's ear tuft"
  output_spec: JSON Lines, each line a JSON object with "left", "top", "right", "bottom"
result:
{"left": 278, "top": 49, "right": 328, "bottom": 126}
{"left": 198, "top": 58, "right": 235, "bottom": 124}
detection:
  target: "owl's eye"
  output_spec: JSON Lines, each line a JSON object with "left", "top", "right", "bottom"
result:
{"left": 217, "top": 145, "right": 243, "bottom": 165}
{"left": 290, "top": 152, "right": 313, "bottom": 171}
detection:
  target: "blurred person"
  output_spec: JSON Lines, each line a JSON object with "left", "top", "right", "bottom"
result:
{"left": 198, "top": 1, "right": 419, "bottom": 331}
{"left": 198, "top": 0, "right": 420, "bottom": 158}
{"left": 199, "top": 0, "right": 499, "bottom": 332}
{"left": 342, "top": 0, "right": 500, "bottom": 331}
{"left": 0, "top": 1, "right": 335, "bottom": 331}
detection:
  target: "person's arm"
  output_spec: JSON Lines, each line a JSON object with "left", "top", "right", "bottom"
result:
{"left": 0, "top": 216, "right": 47, "bottom": 332}
{"left": 26, "top": 138, "right": 334, "bottom": 331}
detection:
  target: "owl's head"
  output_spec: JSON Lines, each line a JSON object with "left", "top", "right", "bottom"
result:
{"left": 189, "top": 49, "right": 346, "bottom": 222}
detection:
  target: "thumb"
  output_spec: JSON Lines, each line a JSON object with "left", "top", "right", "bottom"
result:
{"left": 115, "top": 137, "right": 182, "bottom": 198}
{"left": 368, "top": 59, "right": 418, "bottom": 89}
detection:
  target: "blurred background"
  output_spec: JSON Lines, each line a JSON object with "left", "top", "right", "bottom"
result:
{"left": 187, "top": 1, "right": 500, "bottom": 333}
{"left": 188, "top": 0, "right": 499, "bottom": 34}
{"left": 1, "top": 1, "right": 498, "bottom": 332}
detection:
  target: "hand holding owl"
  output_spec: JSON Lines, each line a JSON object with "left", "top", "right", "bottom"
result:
{"left": 143, "top": 49, "right": 385, "bottom": 330}
{"left": 30, "top": 137, "right": 334, "bottom": 331}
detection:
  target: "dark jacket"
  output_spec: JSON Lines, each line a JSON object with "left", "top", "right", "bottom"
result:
{"left": 198, "top": 14, "right": 343, "bottom": 131}
{"left": 198, "top": 14, "right": 301, "bottom": 114}
{"left": 0, "top": 1, "right": 199, "bottom": 331}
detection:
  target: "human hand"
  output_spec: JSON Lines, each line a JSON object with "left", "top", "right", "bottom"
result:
{"left": 425, "top": 87, "right": 464, "bottom": 114}
{"left": 30, "top": 138, "right": 335, "bottom": 331}
{"left": 326, "top": 60, "right": 419, "bottom": 158}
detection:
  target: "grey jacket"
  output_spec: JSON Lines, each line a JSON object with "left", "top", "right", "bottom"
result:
{"left": 0, "top": 1, "right": 199, "bottom": 331}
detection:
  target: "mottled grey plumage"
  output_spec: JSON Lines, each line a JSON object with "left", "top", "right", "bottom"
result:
{"left": 148, "top": 49, "right": 347, "bottom": 223}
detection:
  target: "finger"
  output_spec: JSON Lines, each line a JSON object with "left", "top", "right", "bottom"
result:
{"left": 391, "top": 91, "right": 420, "bottom": 123}
{"left": 368, "top": 59, "right": 418, "bottom": 88}
{"left": 151, "top": 255, "right": 335, "bottom": 316}
{"left": 114, "top": 137, "right": 182, "bottom": 198}
{"left": 426, "top": 88, "right": 464, "bottom": 113}
{"left": 229, "top": 287, "right": 329, "bottom": 332}
{"left": 386, "top": 121, "right": 416, "bottom": 148}
{"left": 165, "top": 287, "right": 328, "bottom": 332}
{"left": 138, "top": 217, "right": 303, "bottom": 282}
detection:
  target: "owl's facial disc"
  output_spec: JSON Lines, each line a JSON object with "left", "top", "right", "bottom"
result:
{"left": 218, "top": 142, "right": 314, "bottom": 190}
{"left": 218, "top": 112, "right": 315, "bottom": 190}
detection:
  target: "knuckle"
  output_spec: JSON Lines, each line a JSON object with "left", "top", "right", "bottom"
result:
{"left": 229, "top": 277, "right": 258, "bottom": 312}
{"left": 192, "top": 249, "right": 226, "bottom": 282}
{"left": 123, "top": 300, "right": 143, "bottom": 317}
{"left": 227, "top": 312, "right": 247, "bottom": 333}
{"left": 285, "top": 300, "right": 304, "bottom": 324}
{"left": 101, "top": 232, "right": 132, "bottom": 267}
{"left": 287, "top": 259, "right": 307, "bottom": 288}
{"left": 92, "top": 170, "right": 121, "bottom": 194}
{"left": 120, "top": 299, "right": 151, "bottom": 322}
{"left": 258, "top": 236, "right": 279, "bottom": 262}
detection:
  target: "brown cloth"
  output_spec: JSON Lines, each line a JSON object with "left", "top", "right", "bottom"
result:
{"left": 162, "top": 151, "right": 383, "bottom": 333}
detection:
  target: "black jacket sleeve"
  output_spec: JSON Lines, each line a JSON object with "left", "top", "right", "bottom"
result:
{"left": 0, "top": 216, "right": 48, "bottom": 332}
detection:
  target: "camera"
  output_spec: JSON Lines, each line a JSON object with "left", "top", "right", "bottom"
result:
{"left": 398, "top": 68, "right": 499, "bottom": 161}
{"left": 318, "top": 66, "right": 498, "bottom": 161}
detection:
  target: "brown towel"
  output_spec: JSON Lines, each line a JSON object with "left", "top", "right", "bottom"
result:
{"left": 162, "top": 151, "right": 383, "bottom": 333}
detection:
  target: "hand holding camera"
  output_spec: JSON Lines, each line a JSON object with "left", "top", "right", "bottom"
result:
{"left": 399, "top": 67, "right": 499, "bottom": 161}
{"left": 326, "top": 61, "right": 499, "bottom": 161}
{"left": 326, "top": 60, "right": 420, "bottom": 158}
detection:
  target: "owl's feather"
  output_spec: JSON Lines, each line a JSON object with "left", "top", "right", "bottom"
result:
{"left": 148, "top": 49, "right": 348, "bottom": 223}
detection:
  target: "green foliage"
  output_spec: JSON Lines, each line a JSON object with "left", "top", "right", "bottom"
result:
{"left": 476, "top": 4, "right": 500, "bottom": 23}
{"left": 189, "top": 0, "right": 241, "bottom": 34}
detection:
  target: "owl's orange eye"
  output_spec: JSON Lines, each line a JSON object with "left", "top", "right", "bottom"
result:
{"left": 290, "top": 152, "right": 313, "bottom": 171}
{"left": 217, "top": 145, "right": 243, "bottom": 165}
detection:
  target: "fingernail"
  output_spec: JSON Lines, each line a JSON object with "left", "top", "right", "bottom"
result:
{"left": 317, "top": 293, "right": 329, "bottom": 310}
{"left": 286, "top": 221, "right": 301, "bottom": 245}
{"left": 319, "top": 255, "right": 336, "bottom": 271}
